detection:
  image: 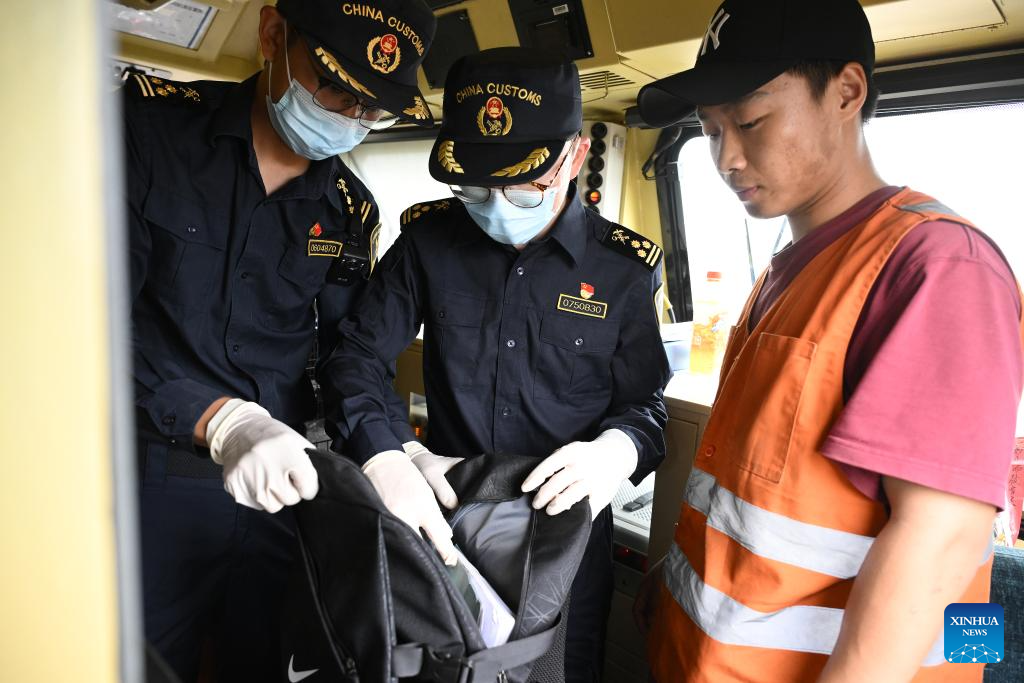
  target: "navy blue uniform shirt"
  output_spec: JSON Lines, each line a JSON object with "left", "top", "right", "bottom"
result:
{"left": 124, "top": 73, "right": 405, "bottom": 450}
{"left": 322, "top": 186, "right": 672, "bottom": 482}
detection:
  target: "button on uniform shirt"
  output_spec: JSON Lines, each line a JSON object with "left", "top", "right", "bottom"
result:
{"left": 124, "top": 73, "right": 404, "bottom": 447}
{"left": 322, "top": 185, "right": 672, "bottom": 482}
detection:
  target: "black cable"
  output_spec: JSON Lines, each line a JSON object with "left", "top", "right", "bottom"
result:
{"left": 641, "top": 126, "right": 683, "bottom": 180}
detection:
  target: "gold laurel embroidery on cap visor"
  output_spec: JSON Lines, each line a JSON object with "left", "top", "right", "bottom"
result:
{"left": 403, "top": 96, "right": 430, "bottom": 120}
{"left": 476, "top": 106, "right": 513, "bottom": 136}
{"left": 315, "top": 47, "right": 376, "bottom": 98}
{"left": 367, "top": 37, "right": 401, "bottom": 74}
{"left": 437, "top": 140, "right": 464, "bottom": 174}
{"left": 491, "top": 147, "right": 550, "bottom": 178}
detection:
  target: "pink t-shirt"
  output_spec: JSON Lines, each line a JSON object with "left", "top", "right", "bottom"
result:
{"left": 749, "top": 187, "right": 1022, "bottom": 509}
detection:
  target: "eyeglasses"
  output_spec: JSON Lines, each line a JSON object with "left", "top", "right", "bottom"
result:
{"left": 311, "top": 76, "right": 400, "bottom": 130}
{"left": 450, "top": 139, "right": 577, "bottom": 209}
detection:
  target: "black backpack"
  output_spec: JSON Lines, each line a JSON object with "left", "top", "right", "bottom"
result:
{"left": 281, "top": 450, "right": 592, "bottom": 682}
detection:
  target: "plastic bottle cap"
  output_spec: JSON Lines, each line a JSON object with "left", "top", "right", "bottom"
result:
{"left": 706, "top": 271, "right": 722, "bottom": 281}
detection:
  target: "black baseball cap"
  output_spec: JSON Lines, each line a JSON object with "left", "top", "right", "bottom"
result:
{"left": 428, "top": 47, "right": 583, "bottom": 186}
{"left": 276, "top": 0, "right": 437, "bottom": 127}
{"left": 637, "top": 0, "right": 874, "bottom": 127}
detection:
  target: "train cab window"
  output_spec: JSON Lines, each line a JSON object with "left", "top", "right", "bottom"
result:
{"left": 341, "top": 138, "right": 451, "bottom": 257}
{"left": 676, "top": 102, "right": 1024, "bottom": 383}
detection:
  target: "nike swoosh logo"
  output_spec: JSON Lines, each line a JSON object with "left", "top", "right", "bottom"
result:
{"left": 288, "top": 654, "right": 318, "bottom": 683}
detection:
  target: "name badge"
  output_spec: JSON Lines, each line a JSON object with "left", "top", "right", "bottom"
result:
{"left": 557, "top": 293, "right": 608, "bottom": 319}
{"left": 308, "top": 240, "right": 343, "bottom": 257}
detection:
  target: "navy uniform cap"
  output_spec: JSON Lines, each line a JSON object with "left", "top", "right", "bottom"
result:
{"left": 276, "top": 0, "right": 437, "bottom": 127}
{"left": 429, "top": 47, "right": 583, "bottom": 186}
{"left": 637, "top": 0, "right": 874, "bottom": 127}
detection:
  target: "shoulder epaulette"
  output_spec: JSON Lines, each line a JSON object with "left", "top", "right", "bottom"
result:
{"left": 401, "top": 199, "right": 453, "bottom": 227}
{"left": 124, "top": 72, "right": 203, "bottom": 105}
{"left": 600, "top": 224, "right": 663, "bottom": 271}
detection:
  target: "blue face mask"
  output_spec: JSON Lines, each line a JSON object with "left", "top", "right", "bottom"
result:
{"left": 459, "top": 144, "right": 574, "bottom": 245}
{"left": 265, "top": 40, "right": 369, "bottom": 160}
{"left": 461, "top": 190, "right": 561, "bottom": 245}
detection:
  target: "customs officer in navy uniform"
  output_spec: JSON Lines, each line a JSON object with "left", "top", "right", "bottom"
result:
{"left": 321, "top": 48, "right": 672, "bottom": 681}
{"left": 124, "top": 0, "right": 436, "bottom": 679}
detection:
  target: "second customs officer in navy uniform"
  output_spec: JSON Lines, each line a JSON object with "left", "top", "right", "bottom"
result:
{"left": 321, "top": 48, "right": 672, "bottom": 681}
{"left": 124, "top": 0, "right": 436, "bottom": 679}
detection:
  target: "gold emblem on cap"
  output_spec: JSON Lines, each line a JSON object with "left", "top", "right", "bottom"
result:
{"left": 367, "top": 34, "right": 401, "bottom": 74}
{"left": 477, "top": 97, "right": 513, "bottom": 137}
{"left": 403, "top": 96, "right": 430, "bottom": 120}
{"left": 437, "top": 140, "right": 464, "bottom": 175}
{"left": 315, "top": 47, "right": 376, "bottom": 98}
{"left": 491, "top": 147, "right": 550, "bottom": 178}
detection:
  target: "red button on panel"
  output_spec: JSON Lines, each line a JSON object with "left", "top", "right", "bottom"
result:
{"left": 704, "top": 445, "right": 716, "bottom": 457}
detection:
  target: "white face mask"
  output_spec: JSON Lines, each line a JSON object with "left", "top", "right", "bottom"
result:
{"left": 265, "top": 29, "right": 369, "bottom": 160}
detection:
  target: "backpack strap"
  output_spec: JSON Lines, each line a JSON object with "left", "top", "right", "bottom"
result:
{"left": 391, "top": 616, "right": 561, "bottom": 682}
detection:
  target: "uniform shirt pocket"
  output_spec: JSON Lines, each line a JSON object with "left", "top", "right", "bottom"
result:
{"left": 431, "top": 290, "right": 487, "bottom": 388}
{"left": 535, "top": 312, "right": 619, "bottom": 400}
{"left": 142, "top": 187, "right": 225, "bottom": 307}
{"left": 263, "top": 246, "right": 332, "bottom": 332}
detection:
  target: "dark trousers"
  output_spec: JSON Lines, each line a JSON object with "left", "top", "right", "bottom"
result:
{"left": 565, "top": 507, "right": 614, "bottom": 683}
{"left": 139, "top": 442, "right": 296, "bottom": 683}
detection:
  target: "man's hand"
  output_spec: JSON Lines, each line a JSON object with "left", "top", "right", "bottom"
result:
{"left": 206, "top": 399, "right": 318, "bottom": 513}
{"left": 403, "top": 441, "right": 464, "bottom": 509}
{"left": 521, "top": 429, "right": 639, "bottom": 516}
{"left": 362, "top": 450, "right": 458, "bottom": 565}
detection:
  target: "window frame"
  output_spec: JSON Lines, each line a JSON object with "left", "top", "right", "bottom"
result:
{"left": 651, "top": 48, "right": 1024, "bottom": 320}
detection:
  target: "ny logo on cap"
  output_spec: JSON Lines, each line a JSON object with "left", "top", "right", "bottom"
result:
{"left": 700, "top": 8, "right": 731, "bottom": 56}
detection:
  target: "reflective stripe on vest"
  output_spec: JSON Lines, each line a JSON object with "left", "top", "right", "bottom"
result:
{"left": 664, "top": 543, "right": 950, "bottom": 666}
{"left": 687, "top": 468, "right": 874, "bottom": 579}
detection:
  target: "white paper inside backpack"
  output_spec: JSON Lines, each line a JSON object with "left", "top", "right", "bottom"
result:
{"left": 454, "top": 547, "right": 516, "bottom": 647}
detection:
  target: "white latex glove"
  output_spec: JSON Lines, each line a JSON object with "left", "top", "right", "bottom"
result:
{"left": 362, "top": 450, "right": 458, "bottom": 565}
{"left": 206, "top": 399, "right": 319, "bottom": 513}
{"left": 521, "top": 429, "right": 639, "bottom": 517}
{"left": 403, "top": 441, "right": 464, "bottom": 510}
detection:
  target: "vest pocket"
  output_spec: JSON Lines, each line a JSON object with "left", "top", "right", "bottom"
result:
{"left": 723, "top": 332, "right": 816, "bottom": 484}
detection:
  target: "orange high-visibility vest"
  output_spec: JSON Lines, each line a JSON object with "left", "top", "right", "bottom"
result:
{"left": 648, "top": 188, "right": 1012, "bottom": 682}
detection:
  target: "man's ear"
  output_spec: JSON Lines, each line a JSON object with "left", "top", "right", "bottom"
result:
{"left": 567, "top": 136, "right": 592, "bottom": 181}
{"left": 258, "top": 5, "right": 288, "bottom": 64}
{"left": 833, "top": 62, "right": 868, "bottom": 124}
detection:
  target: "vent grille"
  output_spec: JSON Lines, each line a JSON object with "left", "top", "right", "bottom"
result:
{"left": 579, "top": 70, "right": 635, "bottom": 90}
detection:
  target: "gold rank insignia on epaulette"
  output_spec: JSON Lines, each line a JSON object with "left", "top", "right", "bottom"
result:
{"left": 126, "top": 72, "right": 201, "bottom": 103}
{"left": 601, "top": 225, "right": 663, "bottom": 271}
{"left": 401, "top": 200, "right": 452, "bottom": 226}
{"left": 359, "top": 200, "right": 374, "bottom": 225}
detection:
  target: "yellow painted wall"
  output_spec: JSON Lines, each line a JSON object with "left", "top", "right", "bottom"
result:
{"left": 619, "top": 127, "right": 673, "bottom": 321}
{"left": 0, "top": 2, "right": 120, "bottom": 681}
{"left": 618, "top": 127, "right": 661, "bottom": 243}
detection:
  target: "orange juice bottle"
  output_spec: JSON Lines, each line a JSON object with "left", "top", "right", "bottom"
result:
{"left": 689, "top": 271, "right": 726, "bottom": 374}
